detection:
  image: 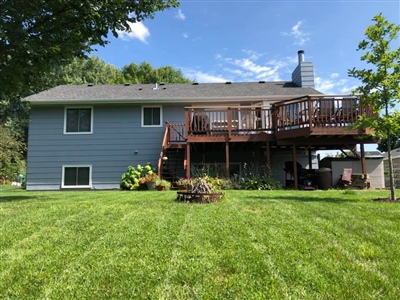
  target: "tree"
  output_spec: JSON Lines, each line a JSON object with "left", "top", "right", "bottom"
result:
{"left": 0, "top": 0, "right": 179, "bottom": 98}
{"left": 122, "top": 61, "right": 192, "bottom": 84}
{"left": 348, "top": 14, "right": 400, "bottom": 201}
{"left": 377, "top": 136, "right": 400, "bottom": 153}
{"left": 156, "top": 66, "right": 192, "bottom": 83}
{"left": 54, "top": 56, "right": 125, "bottom": 85}
{"left": 0, "top": 125, "right": 24, "bottom": 183}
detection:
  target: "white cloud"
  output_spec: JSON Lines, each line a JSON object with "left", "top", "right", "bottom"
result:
{"left": 314, "top": 76, "right": 356, "bottom": 94}
{"left": 184, "top": 69, "right": 229, "bottom": 83}
{"left": 331, "top": 73, "right": 339, "bottom": 78}
{"left": 340, "top": 85, "right": 358, "bottom": 94}
{"left": 183, "top": 33, "right": 189, "bottom": 39}
{"left": 241, "top": 49, "right": 264, "bottom": 61}
{"left": 175, "top": 9, "right": 186, "bottom": 20}
{"left": 283, "top": 21, "right": 310, "bottom": 46}
{"left": 215, "top": 51, "right": 286, "bottom": 82}
{"left": 117, "top": 22, "right": 150, "bottom": 43}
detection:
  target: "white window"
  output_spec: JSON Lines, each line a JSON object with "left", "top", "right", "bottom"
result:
{"left": 62, "top": 165, "right": 92, "bottom": 188}
{"left": 64, "top": 107, "right": 93, "bottom": 134}
{"left": 142, "top": 106, "right": 162, "bottom": 127}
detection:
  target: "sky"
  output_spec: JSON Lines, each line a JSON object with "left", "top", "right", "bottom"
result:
{"left": 93, "top": 0, "right": 400, "bottom": 96}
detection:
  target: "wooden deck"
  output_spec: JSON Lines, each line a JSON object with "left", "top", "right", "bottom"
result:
{"left": 164, "top": 95, "right": 376, "bottom": 147}
{"left": 158, "top": 95, "right": 377, "bottom": 185}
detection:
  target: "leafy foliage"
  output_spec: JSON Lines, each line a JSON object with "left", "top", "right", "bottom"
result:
{"left": 0, "top": 97, "right": 30, "bottom": 156}
{"left": 49, "top": 56, "right": 192, "bottom": 86}
{"left": 0, "top": 125, "right": 24, "bottom": 183}
{"left": 120, "top": 163, "right": 157, "bottom": 190}
{"left": 156, "top": 178, "right": 171, "bottom": 189}
{"left": 377, "top": 136, "right": 400, "bottom": 152}
{"left": 0, "top": 0, "right": 179, "bottom": 98}
{"left": 123, "top": 62, "right": 191, "bottom": 84}
{"left": 238, "top": 163, "right": 282, "bottom": 190}
{"left": 348, "top": 13, "right": 400, "bottom": 200}
{"left": 189, "top": 163, "right": 282, "bottom": 190}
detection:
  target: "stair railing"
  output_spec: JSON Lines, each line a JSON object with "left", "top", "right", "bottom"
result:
{"left": 157, "top": 122, "right": 171, "bottom": 177}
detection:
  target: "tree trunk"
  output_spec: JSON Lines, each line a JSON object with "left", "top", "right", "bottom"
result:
{"left": 387, "top": 130, "right": 396, "bottom": 201}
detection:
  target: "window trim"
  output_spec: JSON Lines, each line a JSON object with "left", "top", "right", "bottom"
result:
{"left": 61, "top": 165, "right": 92, "bottom": 189}
{"left": 141, "top": 105, "right": 163, "bottom": 127}
{"left": 63, "top": 106, "right": 94, "bottom": 134}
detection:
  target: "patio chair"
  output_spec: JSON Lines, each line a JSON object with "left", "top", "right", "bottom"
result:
{"left": 313, "top": 98, "right": 335, "bottom": 126}
{"left": 190, "top": 112, "right": 210, "bottom": 134}
{"left": 277, "top": 105, "right": 293, "bottom": 127}
{"left": 241, "top": 110, "right": 260, "bottom": 130}
{"left": 338, "top": 98, "right": 359, "bottom": 124}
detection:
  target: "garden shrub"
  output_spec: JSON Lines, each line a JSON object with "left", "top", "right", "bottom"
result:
{"left": 120, "top": 163, "right": 157, "bottom": 190}
{"left": 239, "top": 163, "right": 282, "bottom": 190}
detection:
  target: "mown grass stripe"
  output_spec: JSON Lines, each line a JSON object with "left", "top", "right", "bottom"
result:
{"left": 1, "top": 189, "right": 400, "bottom": 299}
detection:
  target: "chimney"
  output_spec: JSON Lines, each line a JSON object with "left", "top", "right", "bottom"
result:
{"left": 291, "top": 50, "right": 315, "bottom": 88}
{"left": 298, "top": 50, "right": 305, "bottom": 63}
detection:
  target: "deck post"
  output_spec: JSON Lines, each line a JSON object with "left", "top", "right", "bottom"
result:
{"left": 185, "top": 108, "right": 190, "bottom": 137}
{"left": 265, "top": 141, "right": 271, "bottom": 176}
{"left": 225, "top": 142, "right": 230, "bottom": 178}
{"left": 227, "top": 107, "right": 232, "bottom": 140}
{"left": 308, "top": 148, "right": 312, "bottom": 170}
{"left": 360, "top": 143, "right": 367, "bottom": 174}
{"left": 308, "top": 96, "right": 315, "bottom": 129}
{"left": 186, "top": 143, "right": 191, "bottom": 179}
{"left": 292, "top": 145, "right": 299, "bottom": 190}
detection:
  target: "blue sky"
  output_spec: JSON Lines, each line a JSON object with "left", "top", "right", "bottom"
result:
{"left": 94, "top": 0, "right": 399, "bottom": 95}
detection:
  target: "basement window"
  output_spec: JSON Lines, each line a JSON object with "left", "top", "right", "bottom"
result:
{"left": 62, "top": 165, "right": 92, "bottom": 188}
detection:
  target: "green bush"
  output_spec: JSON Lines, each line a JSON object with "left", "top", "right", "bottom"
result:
{"left": 239, "top": 163, "right": 283, "bottom": 190}
{"left": 188, "top": 163, "right": 282, "bottom": 191}
{"left": 120, "top": 163, "right": 156, "bottom": 190}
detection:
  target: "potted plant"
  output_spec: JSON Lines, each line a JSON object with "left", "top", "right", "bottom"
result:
{"left": 144, "top": 172, "right": 158, "bottom": 190}
{"left": 156, "top": 179, "right": 171, "bottom": 191}
{"left": 177, "top": 178, "right": 191, "bottom": 190}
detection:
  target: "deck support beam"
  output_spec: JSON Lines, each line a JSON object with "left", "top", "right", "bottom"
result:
{"left": 360, "top": 143, "right": 367, "bottom": 174}
{"left": 308, "top": 149, "right": 313, "bottom": 170}
{"left": 266, "top": 141, "right": 271, "bottom": 176}
{"left": 186, "top": 143, "right": 191, "bottom": 179}
{"left": 225, "top": 142, "right": 230, "bottom": 178}
{"left": 292, "top": 145, "right": 299, "bottom": 190}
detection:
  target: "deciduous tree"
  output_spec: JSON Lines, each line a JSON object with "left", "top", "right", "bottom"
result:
{"left": 348, "top": 13, "right": 400, "bottom": 200}
{"left": 0, "top": 125, "right": 24, "bottom": 183}
{"left": 0, "top": 0, "right": 179, "bottom": 98}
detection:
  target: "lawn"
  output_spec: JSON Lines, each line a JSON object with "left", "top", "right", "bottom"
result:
{"left": 1, "top": 189, "right": 400, "bottom": 299}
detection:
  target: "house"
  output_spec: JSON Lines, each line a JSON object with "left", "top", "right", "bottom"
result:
{"left": 25, "top": 51, "right": 377, "bottom": 190}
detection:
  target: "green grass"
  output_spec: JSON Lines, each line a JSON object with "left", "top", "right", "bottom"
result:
{"left": 1, "top": 189, "right": 400, "bottom": 299}
{"left": 0, "top": 184, "right": 21, "bottom": 190}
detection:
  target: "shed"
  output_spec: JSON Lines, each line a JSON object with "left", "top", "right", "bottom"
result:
{"left": 319, "top": 152, "right": 384, "bottom": 189}
{"left": 383, "top": 148, "right": 400, "bottom": 188}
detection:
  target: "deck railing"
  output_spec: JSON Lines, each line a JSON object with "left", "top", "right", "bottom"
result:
{"left": 185, "top": 106, "right": 275, "bottom": 137}
{"left": 163, "top": 96, "right": 372, "bottom": 145}
{"left": 274, "top": 95, "right": 374, "bottom": 131}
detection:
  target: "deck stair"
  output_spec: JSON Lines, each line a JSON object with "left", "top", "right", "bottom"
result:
{"left": 161, "top": 148, "right": 186, "bottom": 184}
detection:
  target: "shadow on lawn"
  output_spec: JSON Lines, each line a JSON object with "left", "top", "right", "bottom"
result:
{"left": 245, "top": 195, "right": 353, "bottom": 203}
{"left": 0, "top": 195, "right": 40, "bottom": 203}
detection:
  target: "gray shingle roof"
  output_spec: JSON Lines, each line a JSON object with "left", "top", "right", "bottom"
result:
{"left": 25, "top": 82, "right": 323, "bottom": 104}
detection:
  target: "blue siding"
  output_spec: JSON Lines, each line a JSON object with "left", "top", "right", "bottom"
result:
{"left": 26, "top": 104, "right": 185, "bottom": 190}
